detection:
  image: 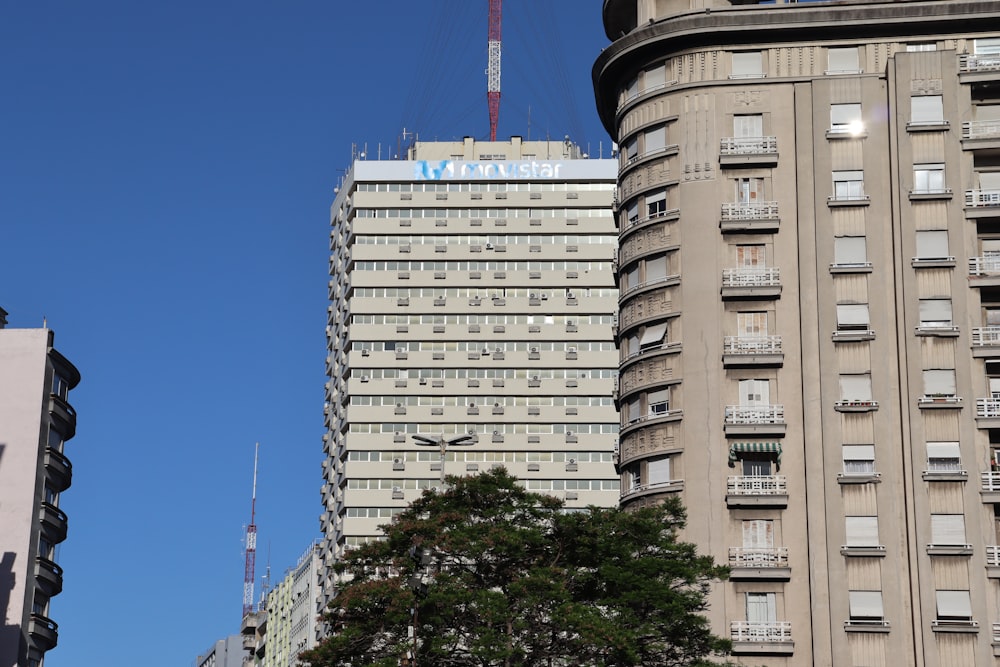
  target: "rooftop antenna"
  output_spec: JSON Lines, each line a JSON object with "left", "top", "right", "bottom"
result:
{"left": 242, "top": 443, "right": 259, "bottom": 618}
{"left": 487, "top": 0, "right": 502, "bottom": 141}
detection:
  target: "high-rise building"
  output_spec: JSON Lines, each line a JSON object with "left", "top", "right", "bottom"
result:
{"left": 195, "top": 635, "right": 245, "bottom": 667}
{"left": 0, "top": 312, "right": 80, "bottom": 667}
{"left": 321, "top": 137, "right": 620, "bottom": 612}
{"left": 260, "top": 541, "right": 322, "bottom": 667}
{"left": 593, "top": 1, "right": 1000, "bottom": 665}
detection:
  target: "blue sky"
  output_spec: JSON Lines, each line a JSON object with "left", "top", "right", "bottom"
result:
{"left": 0, "top": 2, "right": 611, "bottom": 664}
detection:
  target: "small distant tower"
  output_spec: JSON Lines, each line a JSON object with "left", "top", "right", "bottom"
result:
{"left": 243, "top": 443, "right": 259, "bottom": 618}
{"left": 487, "top": 0, "right": 502, "bottom": 141}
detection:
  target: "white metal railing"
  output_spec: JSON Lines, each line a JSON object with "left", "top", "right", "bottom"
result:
{"left": 621, "top": 275, "right": 681, "bottom": 298}
{"left": 917, "top": 395, "right": 962, "bottom": 406}
{"left": 982, "top": 470, "right": 1000, "bottom": 491}
{"left": 730, "top": 621, "right": 792, "bottom": 643}
{"left": 966, "top": 189, "right": 1000, "bottom": 207}
{"left": 834, "top": 399, "right": 878, "bottom": 410}
{"left": 724, "top": 336, "right": 782, "bottom": 355}
{"left": 623, "top": 145, "right": 678, "bottom": 169}
{"left": 623, "top": 409, "right": 682, "bottom": 427}
{"left": 625, "top": 208, "right": 680, "bottom": 230}
{"left": 721, "top": 202, "right": 779, "bottom": 221}
{"left": 720, "top": 136, "right": 778, "bottom": 155}
{"left": 727, "top": 475, "right": 787, "bottom": 496}
{"left": 963, "top": 120, "right": 1000, "bottom": 140}
{"left": 959, "top": 53, "right": 1000, "bottom": 73}
{"left": 969, "top": 256, "right": 1000, "bottom": 276}
{"left": 725, "top": 405, "right": 785, "bottom": 424}
{"left": 972, "top": 326, "right": 1000, "bottom": 346}
{"left": 828, "top": 193, "right": 870, "bottom": 203}
{"left": 994, "top": 623, "right": 1000, "bottom": 642}
{"left": 722, "top": 267, "right": 780, "bottom": 287}
{"left": 620, "top": 479, "right": 683, "bottom": 500}
{"left": 977, "top": 398, "right": 1000, "bottom": 419}
{"left": 987, "top": 545, "right": 1000, "bottom": 566}
{"left": 729, "top": 547, "right": 789, "bottom": 568}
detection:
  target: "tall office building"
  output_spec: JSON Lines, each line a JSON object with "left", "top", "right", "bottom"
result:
{"left": 321, "top": 137, "right": 619, "bottom": 612}
{"left": 0, "top": 312, "right": 81, "bottom": 667}
{"left": 594, "top": 1, "right": 1000, "bottom": 665}
{"left": 260, "top": 541, "right": 322, "bottom": 667}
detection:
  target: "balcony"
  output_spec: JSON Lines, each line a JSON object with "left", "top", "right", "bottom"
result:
{"left": 834, "top": 399, "right": 879, "bottom": 413}
{"left": 969, "top": 256, "right": 1000, "bottom": 286}
{"left": 720, "top": 202, "right": 779, "bottom": 233}
{"left": 917, "top": 395, "right": 963, "bottom": 410}
{"left": 832, "top": 328, "right": 875, "bottom": 343}
{"left": 723, "top": 336, "right": 783, "bottom": 367}
{"left": 963, "top": 120, "right": 1000, "bottom": 150}
{"left": 921, "top": 462, "right": 967, "bottom": 482}
{"left": 959, "top": 53, "right": 1000, "bottom": 83}
{"left": 719, "top": 136, "right": 778, "bottom": 166}
{"left": 620, "top": 274, "right": 681, "bottom": 300}
{"left": 620, "top": 410, "right": 684, "bottom": 437}
{"left": 827, "top": 193, "right": 871, "bottom": 207}
{"left": 34, "top": 556, "right": 63, "bottom": 597}
{"left": 993, "top": 623, "right": 1000, "bottom": 656}
{"left": 29, "top": 613, "right": 58, "bottom": 651}
{"left": 844, "top": 618, "right": 891, "bottom": 633}
{"left": 965, "top": 189, "right": 1000, "bottom": 217}
{"left": 726, "top": 475, "right": 788, "bottom": 508}
{"left": 730, "top": 621, "right": 794, "bottom": 655}
{"left": 720, "top": 268, "right": 781, "bottom": 299}
{"left": 48, "top": 395, "right": 76, "bottom": 439}
{"left": 620, "top": 479, "right": 684, "bottom": 503}
{"left": 44, "top": 447, "right": 72, "bottom": 492}
{"left": 838, "top": 469, "right": 881, "bottom": 485}
{"left": 982, "top": 470, "right": 1000, "bottom": 503}
{"left": 976, "top": 398, "right": 1000, "bottom": 429}
{"left": 927, "top": 541, "right": 974, "bottom": 557}
{"left": 728, "top": 547, "right": 790, "bottom": 580}
{"left": 840, "top": 543, "right": 886, "bottom": 558}
{"left": 972, "top": 327, "right": 1000, "bottom": 357}
{"left": 724, "top": 406, "right": 785, "bottom": 435}
{"left": 39, "top": 502, "right": 68, "bottom": 543}
{"left": 987, "top": 546, "right": 1000, "bottom": 578}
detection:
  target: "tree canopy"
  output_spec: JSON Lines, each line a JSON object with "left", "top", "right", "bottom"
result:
{"left": 301, "top": 468, "right": 730, "bottom": 667}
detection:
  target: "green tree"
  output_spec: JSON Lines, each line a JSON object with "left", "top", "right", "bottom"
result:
{"left": 302, "top": 468, "right": 730, "bottom": 667}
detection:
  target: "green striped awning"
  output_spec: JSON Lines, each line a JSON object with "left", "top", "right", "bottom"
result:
{"left": 728, "top": 442, "right": 782, "bottom": 467}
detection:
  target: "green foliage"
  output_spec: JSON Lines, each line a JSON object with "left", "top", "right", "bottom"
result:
{"left": 301, "top": 468, "right": 730, "bottom": 667}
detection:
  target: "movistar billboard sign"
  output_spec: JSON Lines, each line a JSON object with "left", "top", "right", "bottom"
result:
{"left": 414, "top": 160, "right": 564, "bottom": 180}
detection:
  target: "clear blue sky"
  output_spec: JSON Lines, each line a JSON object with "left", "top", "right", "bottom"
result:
{"left": 0, "top": 2, "right": 611, "bottom": 665}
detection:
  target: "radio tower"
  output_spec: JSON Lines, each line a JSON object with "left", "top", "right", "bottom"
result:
{"left": 242, "top": 443, "right": 259, "bottom": 618}
{"left": 487, "top": 0, "right": 502, "bottom": 141}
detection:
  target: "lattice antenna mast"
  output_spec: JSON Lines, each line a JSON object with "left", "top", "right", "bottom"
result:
{"left": 487, "top": 0, "right": 502, "bottom": 141}
{"left": 242, "top": 443, "right": 259, "bottom": 617}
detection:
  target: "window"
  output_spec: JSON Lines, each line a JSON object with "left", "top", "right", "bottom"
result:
{"left": 624, "top": 266, "right": 639, "bottom": 291}
{"left": 746, "top": 592, "right": 777, "bottom": 624}
{"left": 731, "top": 51, "right": 764, "bottom": 79}
{"left": 643, "top": 64, "right": 666, "bottom": 93}
{"left": 647, "top": 455, "right": 671, "bottom": 484}
{"left": 830, "top": 103, "right": 863, "bottom": 134}
{"left": 834, "top": 237, "right": 868, "bottom": 266}
{"left": 911, "top": 96, "right": 944, "bottom": 125}
{"left": 935, "top": 590, "right": 973, "bottom": 624}
{"left": 734, "top": 114, "right": 763, "bottom": 138}
{"left": 646, "top": 189, "right": 667, "bottom": 218}
{"left": 644, "top": 125, "right": 666, "bottom": 155}
{"left": 742, "top": 519, "right": 774, "bottom": 549}
{"left": 845, "top": 516, "right": 880, "bottom": 547}
{"left": 625, "top": 77, "right": 638, "bottom": 102}
{"left": 839, "top": 374, "right": 873, "bottom": 402}
{"left": 647, "top": 389, "right": 670, "bottom": 416}
{"left": 848, "top": 591, "right": 885, "bottom": 623}
{"left": 742, "top": 454, "right": 773, "bottom": 477}
{"left": 735, "top": 178, "right": 763, "bottom": 204}
{"left": 926, "top": 442, "right": 961, "bottom": 472}
{"left": 919, "top": 299, "right": 953, "bottom": 328}
{"left": 645, "top": 255, "right": 668, "bottom": 282}
{"left": 638, "top": 323, "right": 667, "bottom": 349}
{"left": 922, "top": 370, "right": 956, "bottom": 398}
{"left": 737, "top": 312, "right": 768, "bottom": 338}
{"left": 626, "top": 396, "right": 641, "bottom": 424}
{"left": 930, "top": 514, "right": 967, "bottom": 546}
{"left": 907, "top": 42, "right": 937, "bottom": 52}
{"left": 51, "top": 373, "right": 69, "bottom": 400}
{"left": 974, "top": 38, "right": 1000, "bottom": 57}
{"left": 739, "top": 379, "right": 770, "bottom": 406}
{"left": 623, "top": 463, "right": 640, "bottom": 491}
{"left": 827, "top": 47, "right": 860, "bottom": 74}
{"left": 915, "top": 230, "right": 950, "bottom": 260}
{"left": 737, "top": 244, "right": 766, "bottom": 268}
{"left": 624, "top": 136, "right": 638, "bottom": 162}
{"left": 913, "top": 163, "right": 945, "bottom": 193}
{"left": 842, "top": 445, "right": 876, "bottom": 474}
{"left": 625, "top": 200, "right": 639, "bottom": 225}
{"left": 836, "top": 304, "right": 871, "bottom": 331}
{"left": 832, "top": 171, "right": 865, "bottom": 200}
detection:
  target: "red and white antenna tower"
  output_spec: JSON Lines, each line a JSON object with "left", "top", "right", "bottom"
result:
{"left": 487, "top": 0, "right": 502, "bottom": 141}
{"left": 242, "top": 443, "right": 259, "bottom": 618}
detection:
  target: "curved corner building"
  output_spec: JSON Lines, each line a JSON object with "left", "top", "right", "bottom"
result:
{"left": 595, "top": 1, "right": 1000, "bottom": 665}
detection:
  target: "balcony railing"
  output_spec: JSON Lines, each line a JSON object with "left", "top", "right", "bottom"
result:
{"left": 966, "top": 189, "right": 1000, "bottom": 208}
{"left": 725, "top": 405, "right": 784, "bottom": 424}
{"left": 722, "top": 267, "right": 780, "bottom": 287}
{"left": 720, "top": 136, "right": 778, "bottom": 155}
{"left": 620, "top": 479, "right": 683, "bottom": 500}
{"left": 963, "top": 120, "right": 1000, "bottom": 140}
{"left": 959, "top": 53, "right": 1000, "bottom": 73}
{"left": 973, "top": 326, "right": 1000, "bottom": 346}
{"left": 624, "top": 208, "right": 680, "bottom": 231}
{"left": 970, "top": 256, "right": 1000, "bottom": 276}
{"left": 724, "top": 336, "right": 782, "bottom": 355}
{"left": 982, "top": 470, "right": 1000, "bottom": 492}
{"left": 721, "top": 202, "right": 779, "bottom": 221}
{"left": 730, "top": 621, "right": 792, "bottom": 643}
{"left": 729, "top": 547, "right": 789, "bottom": 568}
{"left": 987, "top": 545, "right": 1000, "bottom": 566}
{"left": 620, "top": 274, "right": 680, "bottom": 298}
{"left": 727, "top": 475, "right": 787, "bottom": 496}
{"left": 977, "top": 398, "right": 1000, "bottom": 419}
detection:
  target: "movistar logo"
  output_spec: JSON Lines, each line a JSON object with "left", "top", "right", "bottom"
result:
{"left": 414, "top": 160, "right": 564, "bottom": 180}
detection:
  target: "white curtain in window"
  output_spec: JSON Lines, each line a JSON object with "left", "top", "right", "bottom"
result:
{"left": 828, "top": 47, "right": 860, "bottom": 72}
{"left": 915, "top": 230, "right": 949, "bottom": 259}
{"left": 746, "top": 593, "right": 777, "bottom": 623}
{"left": 845, "top": 516, "right": 879, "bottom": 546}
{"left": 732, "top": 52, "right": 763, "bottom": 77}
{"left": 644, "top": 126, "right": 666, "bottom": 153}
{"left": 930, "top": 514, "right": 966, "bottom": 545}
{"left": 911, "top": 96, "right": 943, "bottom": 123}
{"left": 922, "top": 370, "right": 956, "bottom": 396}
{"left": 936, "top": 590, "right": 972, "bottom": 619}
{"left": 919, "top": 299, "right": 953, "bottom": 324}
{"left": 839, "top": 375, "right": 873, "bottom": 401}
{"left": 742, "top": 520, "right": 774, "bottom": 549}
{"left": 647, "top": 455, "right": 670, "bottom": 484}
{"left": 645, "top": 255, "right": 668, "bottom": 281}
{"left": 849, "top": 591, "right": 884, "bottom": 619}
{"left": 834, "top": 237, "right": 867, "bottom": 264}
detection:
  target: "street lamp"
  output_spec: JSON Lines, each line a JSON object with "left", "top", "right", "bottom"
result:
{"left": 412, "top": 433, "right": 475, "bottom": 488}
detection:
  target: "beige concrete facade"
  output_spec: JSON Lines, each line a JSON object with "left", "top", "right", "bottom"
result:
{"left": 594, "top": 1, "right": 1000, "bottom": 665}
{"left": 320, "top": 138, "right": 620, "bottom": 613}
{"left": 0, "top": 316, "right": 80, "bottom": 667}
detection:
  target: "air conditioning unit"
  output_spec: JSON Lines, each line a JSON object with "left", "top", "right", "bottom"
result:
{"left": 530, "top": 347, "right": 539, "bottom": 353}
{"left": 361, "top": 376, "right": 370, "bottom": 382}
{"left": 567, "top": 431, "right": 575, "bottom": 437}
{"left": 396, "top": 403, "right": 404, "bottom": 408}
{"left": 530, "top": 293, "right": 538, "bottom": 299}
{"left": 532, "top": 375, "right": 540, "bottom": 382}
{"left": 568, "top": 458, "right": 577, "bottom": 465}
{"left": 361, "top": 349, "right": 370, "bottom": 356}
{"left": 392, "top": 486, "right": 402, "bottom": 493}
{"left": 486, "top": 243, "right": 494, "bottom": 249}
{"left": 419, "top": 378, "right": 427, "bottom": 385}
{"left": 482, "top": 349, "right": 490, "bottom": 355}
{"left": 541, "top": 294, "right": 548, "bottom": 300}
{"left": 568, "top": 347, "right": 578, "bottom": 353}
{"left": 494, "top": 402, "right": 501, "bottom": 408}
{"left": 393, "top": 457, "right": 403, "bottom": 465}
{"left": 493, "top": 430, "right": 501, "bottom": 436}
{"left": 468, "top": 429, "right": 477, "bottom": 435}
{"left": 469, "top": 402, "right": 476, "bottom": 407}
